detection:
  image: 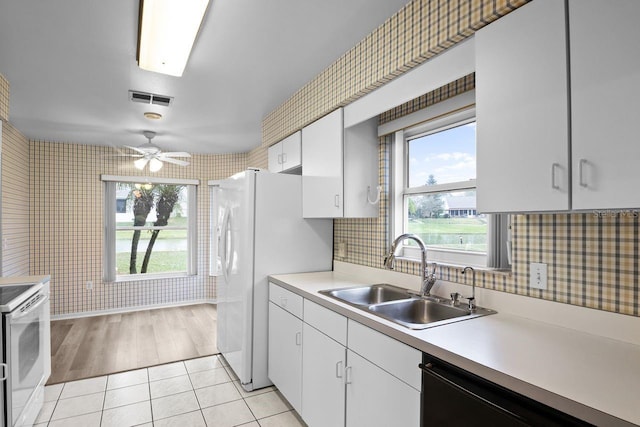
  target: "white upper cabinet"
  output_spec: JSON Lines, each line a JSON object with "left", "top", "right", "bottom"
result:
{"left": 268, "top": 131, "right": 302, "bottom": 173}
{"left": 476, "top": 0, "right": 570, "bottom": 213}
{"left": 477, "top": 0, "right": 640, "bottom": 213}
{"left": 569, "top": 0, "right": 640, "bottom": 210}
{"left": 302, "top": 109, "right": 345, "bottom": 218}
{"left": 302, "top": 108, "right": 379, "bottom": 218}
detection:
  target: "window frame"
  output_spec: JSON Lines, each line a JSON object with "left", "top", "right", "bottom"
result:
{"left": 394, "top": 107, "right": 487, "bottom": 267}
{"left": 102, "top": 175, "right": 199, "bottom": 282}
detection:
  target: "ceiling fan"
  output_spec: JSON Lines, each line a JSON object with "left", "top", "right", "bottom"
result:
{"left": 125, "top": 131, "right": 191, "bottom": 172}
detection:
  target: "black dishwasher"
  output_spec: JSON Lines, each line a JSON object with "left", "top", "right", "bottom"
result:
{"left": 420, "top": 354, "right": 593, "bottom": 427}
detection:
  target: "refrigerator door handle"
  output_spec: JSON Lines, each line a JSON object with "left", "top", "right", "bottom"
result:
{"left": 220, "top": 208, "right": 231, "bottom": 282}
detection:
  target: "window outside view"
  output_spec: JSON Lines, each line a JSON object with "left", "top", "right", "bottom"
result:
{"left": 115, "top": 183, "right": 189, "bottom": 276}
{"left": 406, "top": 122, "right": 487, "bottom": 253}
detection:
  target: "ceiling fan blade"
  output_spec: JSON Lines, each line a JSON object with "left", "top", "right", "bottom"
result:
{"left": 159, "top": 156, "right": 190, "bottom": 166}
{"left": 161, "top": 152, "right": 192, "bottom": 158}
{"left": 124, "top": 145, "right": 147, "bottom": 154}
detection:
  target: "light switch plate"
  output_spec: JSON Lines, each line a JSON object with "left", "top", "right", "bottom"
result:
{"left": 530, "top": 262, "right": 548, "bottom": 290}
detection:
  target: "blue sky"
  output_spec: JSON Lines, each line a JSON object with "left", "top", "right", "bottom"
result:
{"left": 408, "top": 122, "right": 476, "bottom": 187}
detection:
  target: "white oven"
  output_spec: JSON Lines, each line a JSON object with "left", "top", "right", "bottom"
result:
{"left": 1, "top": 281, "right": 50, "bottom": 427}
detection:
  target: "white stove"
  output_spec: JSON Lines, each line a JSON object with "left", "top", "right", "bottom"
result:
{"left": 0, "top": 277, "right": 50, "bottom": 427}
{"left": 0, "top": 284, "right": 41, "bottom": 313}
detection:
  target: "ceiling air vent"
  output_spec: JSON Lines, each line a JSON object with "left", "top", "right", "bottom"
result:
{"left": 129, "top": 90, "right": 173, "bottom": 107}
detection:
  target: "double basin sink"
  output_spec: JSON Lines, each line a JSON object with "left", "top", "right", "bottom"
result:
{"left": 319, "top": 284, "right": 495, "bottom": 330}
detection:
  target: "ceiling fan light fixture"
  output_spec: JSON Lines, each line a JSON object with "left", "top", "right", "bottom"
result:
{"left": 138, "top": 0, "right": 210, "bottom": 77}
{"left": 134, "top": 158, "right": 149, "bottom": 170}
{"left": 149, "top": 157, "right": 164, "bottom": 172}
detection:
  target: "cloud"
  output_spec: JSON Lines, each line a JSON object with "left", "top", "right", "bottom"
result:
{"left": 435, "top": 159, "right": 476, "bottom": 173}
{"left": 424, "top": 152, "right": 473, "bottom": 162}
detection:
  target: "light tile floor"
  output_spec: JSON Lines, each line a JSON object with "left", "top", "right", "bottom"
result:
{"left": 35, "top": 355, "right": 306, "bottom": 427}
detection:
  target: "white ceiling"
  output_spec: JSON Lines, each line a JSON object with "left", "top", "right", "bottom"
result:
{"left": 0, "top": 0, "right": 411, "bottom": 154}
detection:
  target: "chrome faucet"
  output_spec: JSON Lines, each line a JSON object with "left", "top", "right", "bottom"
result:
{"left": 384, "top": 233, "right": 437, "bottom": 296}
{"left": 460, "top": 266, "right": 476, "bottom": 311}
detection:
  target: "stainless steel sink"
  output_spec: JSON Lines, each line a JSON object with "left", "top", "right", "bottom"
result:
{"left": 319, "top": 284, "right": 496, "bottom": 329}
{"left": 368, "top": 298, "right": 471, "bottom": 329}
{"left": 319, "top": 284, "right": 412, "bottom": 306}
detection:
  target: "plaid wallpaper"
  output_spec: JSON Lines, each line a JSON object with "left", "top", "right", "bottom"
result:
{"left": 29, "top": 141, "right": 247, "bottom": 316}
{"left": 0, "top": 74, "right": 9, "bottom": 121}
{"left": 2, "top": 121, "right": 30, "bottom": 277}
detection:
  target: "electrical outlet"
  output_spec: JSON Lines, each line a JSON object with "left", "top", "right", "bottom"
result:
{"left": 86, "top": 281, "right": 93, "bottom": 290}
{"left": 529, "top": 263, "right": 547, "bottom": 290}
{"left": 337, "top": 242, "right": 347, "bottom": 258}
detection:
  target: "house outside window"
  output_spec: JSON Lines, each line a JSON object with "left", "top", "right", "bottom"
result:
{"left": 102, "top": 175, "right": 198, "bottom": 281}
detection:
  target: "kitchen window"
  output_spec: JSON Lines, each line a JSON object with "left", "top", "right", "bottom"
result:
{"left": 102, "top": 175, "right": 198, "bottom": 281}
{"left": 390, "top": 100, "right": 509, "bottom": 268}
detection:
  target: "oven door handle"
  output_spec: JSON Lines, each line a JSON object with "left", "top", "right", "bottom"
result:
{"left": 8, "top": 293, "right": 49, "bottom": 321}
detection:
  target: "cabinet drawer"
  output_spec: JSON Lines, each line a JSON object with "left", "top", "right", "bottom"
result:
{"left": 304, "top": 299, "right": 347, "bottom": 346}
{"left": 347, "top": 320, "right": 421, "bottom": 391}
{"left": 269, "top": 282, "right": 303, "bottom": 318}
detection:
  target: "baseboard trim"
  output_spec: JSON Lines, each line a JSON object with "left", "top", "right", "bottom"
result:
{"left": 51, "top": 299, "right": 217, "bottom": 320}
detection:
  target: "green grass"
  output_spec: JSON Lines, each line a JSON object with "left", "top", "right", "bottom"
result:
{"left": 116, "top": 216, "right": 188, "bottom": 240}
{"left": 407, "top": 218, "right": 488, "bottom": 252}
{"left": 116, "top": 251, "right": 187, "bottom": 275}
{"left": 115, "top": 216, "right": 189, "bottom": 275}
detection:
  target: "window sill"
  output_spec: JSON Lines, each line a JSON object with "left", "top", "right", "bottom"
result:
{"left": 393, "top": 254, "right": 512, "bottom": 276}
{"left": 109, "top": 272, "right": 195, "bottom": 283}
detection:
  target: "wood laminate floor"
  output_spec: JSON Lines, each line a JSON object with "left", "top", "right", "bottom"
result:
{"left": 48, "top": 304, "right": 218, "bottom": 385}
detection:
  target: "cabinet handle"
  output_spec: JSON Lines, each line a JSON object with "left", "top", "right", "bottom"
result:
{"left": 0, "top": 363, "right": 6, "bottom": 381}
{"left": 334, "top": 194, "right": 340, "bottom": 207}
{"left": 551, "top": 163, "right": 561, "bottom": 190}
{"left": 282, "top": 153, "right": 287, "bottom": 164}
{"left": 579, "top": 159, "right": 588, "bottom": 188}
{"left": 295, "top": 332, "right": 302, "bottom": 346}
{"left": 335, "top": 361, "right": 343, "bottom": 378}
{"left": 280, "top": 297, "right": 287, "bottom": 308}
{"left": 277, "top": 154, "right": 283, "bottom": 165}
{"left": 345, "top": 366, "right": 352, "bottom": 384}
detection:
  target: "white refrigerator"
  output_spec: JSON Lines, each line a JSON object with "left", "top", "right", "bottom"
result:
{"left": 215, "top": 169, "right": 333, "bottom": 391}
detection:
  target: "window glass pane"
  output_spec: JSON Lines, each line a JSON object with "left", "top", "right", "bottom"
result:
{"left": 407, "top": 122, "right": 476, "bottom": 188}
{"left": 113, "top": 182, "right": 190, "bottom": 277}
{"left": 116, "top": 229, "right": 188, "bottom": 275}
{"left": 115, "top": 183, "right": 188, "bottom": 227}
{"left": 405, "top": 190, "right": 487, "bottom": 253}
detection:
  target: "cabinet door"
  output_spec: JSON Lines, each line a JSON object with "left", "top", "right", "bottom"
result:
{"left": 345, "top": 350, "right": 420, "bottom": 427}
{"left": 476, "top": 0, "right": 570, "bottom": 213}
{"left": 267, "top": 143, "right": 282, "bottom": 172}
{"left": 281, "top": 131, "right": 302, "bottom": 172}
{"left": 267, "top": 302, "right": 302, "bottom": 413}
{"left": 302, "top": 108, "right": 344, "bottom": 218}
{"left": 343, "top": 117, "right": 379, "bottom": 218}
{"left": 570, "top": 0, "right": 640, "bottom": 210}
{"left": 301, "top": 323, "right": 346, "bottom": 427}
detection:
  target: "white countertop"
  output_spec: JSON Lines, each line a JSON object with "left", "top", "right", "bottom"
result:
{"left": 0, "top": 275, "right": 50, "bottom": 286}
{"left": 269, "top": 270, "right": 640, "bottom": 427}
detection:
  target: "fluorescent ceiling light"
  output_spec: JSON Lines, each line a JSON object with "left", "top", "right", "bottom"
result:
{"left": 138, "top": 0, "right": 210, "bottom": 77}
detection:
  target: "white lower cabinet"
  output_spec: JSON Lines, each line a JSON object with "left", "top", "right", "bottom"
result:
{"left": 345, "top": 349, "right": 420, "bottom": 427}
{"left": 301, "top": 323, "right": 346, "bottom": 427}
{"left": 268, "top": 283, "right": 421, "bottom": 427}
{"left": 267, "top": 302, "right": 302, "bottom": 413}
